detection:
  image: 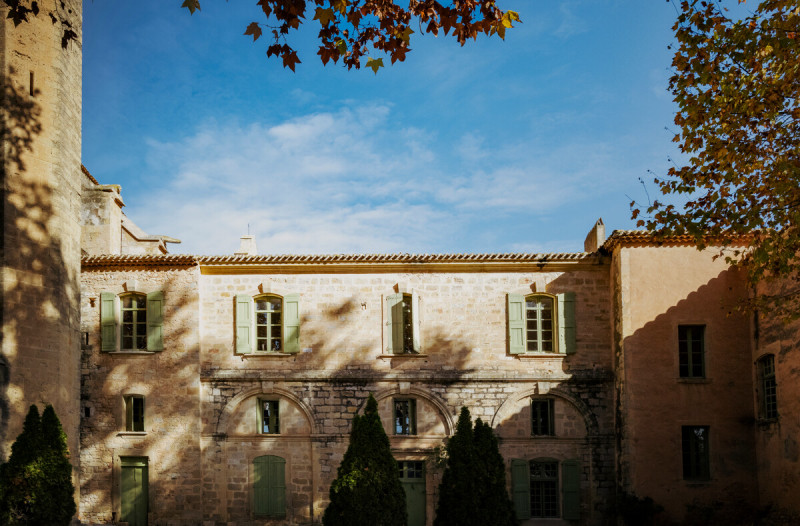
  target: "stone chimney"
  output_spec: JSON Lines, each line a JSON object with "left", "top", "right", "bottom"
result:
{"left": 583, "top": 218, "right": 606, "bottom": 253}
{"left": 235, "top": 235, "right": 258, "bottom": 256}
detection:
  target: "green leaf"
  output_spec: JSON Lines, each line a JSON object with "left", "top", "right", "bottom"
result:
{"left": 366, "top": 57, "right": 384, "bottom": 74}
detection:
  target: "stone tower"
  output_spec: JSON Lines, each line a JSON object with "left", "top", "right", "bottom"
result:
{"left": 0, "top": 0, "right": 83, "bottom": 490}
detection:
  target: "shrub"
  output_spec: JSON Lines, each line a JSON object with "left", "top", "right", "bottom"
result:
{"left": 323, "top": 394, "right": 407, "bottom": 526}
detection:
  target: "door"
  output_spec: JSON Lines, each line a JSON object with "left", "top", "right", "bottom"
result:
{"left": 121, "top": 457, "right": 148, "bottom": 526}
{"left": 399, "top": 461, "right": 426, "bottom": 526}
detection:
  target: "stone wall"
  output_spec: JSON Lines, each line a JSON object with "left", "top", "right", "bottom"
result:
{"left": 0, "top": 0, "right": 83, "bottom": 500}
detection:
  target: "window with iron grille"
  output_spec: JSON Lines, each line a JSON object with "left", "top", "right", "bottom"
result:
{"left": 758, "top": 355, "right": 778, "bottom": 419}
{"left": 529, "top": 460, "right": 559, "bottom": 518}
{"left": 678, "top": 325, "right": 705, "bottom": 378}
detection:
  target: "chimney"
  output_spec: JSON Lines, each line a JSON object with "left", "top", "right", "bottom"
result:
{"left": 235, "top": 235, "right": 258, "bottom": 256}
{"left": 583, "top": 218, "right": 606, "bottom": 252}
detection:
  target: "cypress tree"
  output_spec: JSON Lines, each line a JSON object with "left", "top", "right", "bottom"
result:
{"left": 0, "top": 404, "right": 75, "bottom": 526}
{"left": 434, "top": 408, "right": 517, "bottom": 526}
{"left": 323, "top": 394, "right": 407, "bottom": 526}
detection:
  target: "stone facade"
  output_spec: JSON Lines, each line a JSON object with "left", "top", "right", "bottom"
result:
{"left": 0, "top": 0, "right": 83, "bottom": 498}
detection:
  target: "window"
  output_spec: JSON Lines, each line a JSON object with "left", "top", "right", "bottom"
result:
{"left": 531, "top": 399, "right": 554, "bottom": 436}
{"left": 256, "top": 296, "right": 282, "bottom": 352}
{"left": 678, "top": 325, "right": 705, "bottom": 378}
{"left": 507, "top": 293, "right": 576, "bottom": 355}
{"left": 235, "top": 293, "right": 300, "bottom": 354}
{"left": 385, "top": 292, "right": 420, "bottom": 354}
{"left": 257, "top": 399, "right": 280, "bottom": 434}
{"left": 100, "top": 291, "right": 164, "bottom": 352}
{"left": 253, "top": 455, "right": 286, "bottom": 517}
{"left": 511, "top": 459, "right": 580, "bottom": 521}
{"left": 394, "top": 398, "right": 417, "bottom": 435}
{"left": 757, "top": 354, "right": 778, "bottom": 420}
{"left": 682, "top": 426, "right": 710, "bottom": 480}
{"left": 124, "top": 395, "right": 145, "bottom": 432}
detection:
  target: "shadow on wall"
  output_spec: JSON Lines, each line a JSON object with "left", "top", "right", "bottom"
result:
{"left": 79, "top": 269, "right": 204, "bottom": 523}
{"left": 0, "top": 70, "right": 81, "bottom": 462}
{"left": 618, "top": 268, "right": 758, "bottom": 524}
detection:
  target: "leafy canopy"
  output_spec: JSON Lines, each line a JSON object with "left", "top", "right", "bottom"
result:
{"left": 182, "top": 0, "right": 520, "bottom": 72}
{"left": 323, "top": 394, "right": 406, "bottom": 526}
{"left": 634, "top": 0, "right": 800, "bottom": 314}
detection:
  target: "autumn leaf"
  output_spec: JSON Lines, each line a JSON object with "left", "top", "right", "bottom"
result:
{"left": 395, "top": 26, "right": 413, "bottom": 44}
{"left": 313, "top": 7, "right": 336, "bottom": 27}
{"left": 282, "top": 50, "right": 301, "bottom": 72}
{"left": 181, "top": 0, "right": 201, "bottom": 15}
{"left": 244, "top": 22, "right": 262, "bottom": 41}
{"left": 331, "top": 0, "right": 349, "bottom": 15}
{"left": 366, "top": 57, "right": 383, "bottom": 74}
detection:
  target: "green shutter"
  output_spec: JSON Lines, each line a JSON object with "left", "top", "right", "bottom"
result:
{"left": 411, "top": 293, "right": 421, "bottom": 352}
{"left": 282, "top": 293, "right": 300, "bottom": 354}
{"left": 558, "top": 292, "right": 577, "bottom": 355}
{"left": 254, "top": 455, "right": 285, "bottom": 517}
{"left": 100, "top": 292, "right": 117, "bottom": 352}
{"left": 146, "top": 291, "right": 164, "bottom": 351}
{"left": 507, "top": 294, "right": 525, "bottom": 354}
{"left": 511, "top": 459, "right": 531, "bottom": 520}
{"left": 386, "top": 293, "right": 403, "bottom": 354}
{"left": 235, "top": 295, "right": 253, "bottom": 354}
{"left": 562, "top": 459, "right": 581, "bottom": 520}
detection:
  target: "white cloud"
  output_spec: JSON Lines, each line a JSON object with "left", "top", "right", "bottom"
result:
{"left": 130, "top": 104, "right": 623, "bottom": 255}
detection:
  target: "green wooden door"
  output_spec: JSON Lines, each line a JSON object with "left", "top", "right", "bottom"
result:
{"left": 121, "top": 458, "right": 148, "bottom": 526}
{"left": 399, "top": 461, "right": 426, "bottom": 526}
{"left": 254, "top": 455, "right": 286, "bottom": 518}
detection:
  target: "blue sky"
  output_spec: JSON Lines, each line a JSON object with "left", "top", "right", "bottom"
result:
{"left": 82, "top": 0, "right": 683, "bottom": 255}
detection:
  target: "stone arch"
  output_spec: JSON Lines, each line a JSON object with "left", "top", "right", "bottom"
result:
{"left": 372, "top": 386, "right": 455, "bottom": 435}
{"left": 215, "top": 385, "right": 318, "bottom": 436}
{"left": 490, "top": 384, "right": 599, "bottom": 437}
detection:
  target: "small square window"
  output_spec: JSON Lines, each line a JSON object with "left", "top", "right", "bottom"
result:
{"left": 531, "top": 399, "right": 554, "bottom": 436}
{"left": 258, "top": 399, "right": 280, "bottom": 434}
{"left": 678, "top": 325, "right": 705, "bottom": 378}
{"left": 124, "top": 395, "right": 145, "bottom": 432}
{"left": 682, "top": 425, "right": 710, "bottom": 480}
{"left": 394, "top": 399, "right": 417, "bottom": 435}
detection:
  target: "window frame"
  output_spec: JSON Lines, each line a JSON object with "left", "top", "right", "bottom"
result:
{"left": 524, "top": 294, "right": 557, "bottom": 353}
{"left": 120, "top": 293, "right": 148, "bottom": 351}
{"left": 393, "top": 398, "right": 417, "bottom": 436}
{"left": 681, "top": 425, "right": 710, "bottom": 481}
{"left": 678, "top": 325, "right": 706, "bottom": 379}
{"left": 385, "top": 292, "right": 421, "bottom": 354}
{"left": 100, "top": 290, "right": 164, "bottom": 353}
{"left": 507, "top": 292, "right": 576, "bottom": 356}
{"left": 124, "top": 395, "right": 145, "bottom": 432}
{"left": 531, "top": 398, "right": 555, "bottom": 437}
{"left": 235, "top": 293, "right": 300, "bottom": 355}
{"left": 257, "top": 399, "right": 280, "bottom": 435}
{"left": 254, "top": 294, "right": 283, "bottom": 353}
{"left": 757, "top": 354, "right": 778, "bottom": 420}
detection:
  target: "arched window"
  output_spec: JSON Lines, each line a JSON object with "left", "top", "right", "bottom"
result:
{"left": 507, "top": 292, "right": 576, "bottom": 355}
{"left": 120, "top": 293, "right": 147, "bottom": 351}
{"left": 235, "top": 293, "right": 300, "bottom": 354}
{"left": 525, "top": 295, "right": 555, "bottom": 353}
{"left": 255, "top": 295, "right": 283, "bottom": 352}
{"left": 253, "top": 455, "right": 286, "bottom": 518}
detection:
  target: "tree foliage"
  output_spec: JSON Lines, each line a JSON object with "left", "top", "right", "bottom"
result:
{"left": 434, "top": 407, "right": 517, "bottom": 526}
{"left": 182, "top": 0, "right": 520, "bottom": 72}
{"left": 634, "top": 0, "right": 800, "bottom": 314}
{"left": 323, "top": 394, "right": 406, "bottom": 526}
{"left": 0, "top": 404, "right": 76, "bottom": 526}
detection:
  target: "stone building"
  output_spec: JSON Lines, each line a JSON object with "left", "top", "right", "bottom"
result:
{"left": 2, "top": 3, "right": 800, "bottom": 525}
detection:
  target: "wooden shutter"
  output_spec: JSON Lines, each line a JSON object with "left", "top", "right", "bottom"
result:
{"left": 282, "top": 293, "right": 300, "bottom": 354}
{"left": 557, "top": 292, "right": 577, "bottom": 355}
{"left": 235, "top": 295, "right": 253, "bottom": 354}
{"left": 385, "top": 293, "right": 403, "bottom": 354}
{"left": 100, "top": 292, "right": 117, "bottom": 352}
{"left": 562, "top": 459, "right": 581, "bottom": 520}
{"left": 146, "top": 291, "right": 164, "bottom": 351}
{"left": 507, "top": 294, "right": 525, "bottom": 355}
{"left": 411, "top": 293, "right": 421, "bottom": 352}
{"left": 254, "top": 455, "right": 286, "bottom": 517}
{"left": 511, "top": 459, "right": 531, "bottom": 520}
